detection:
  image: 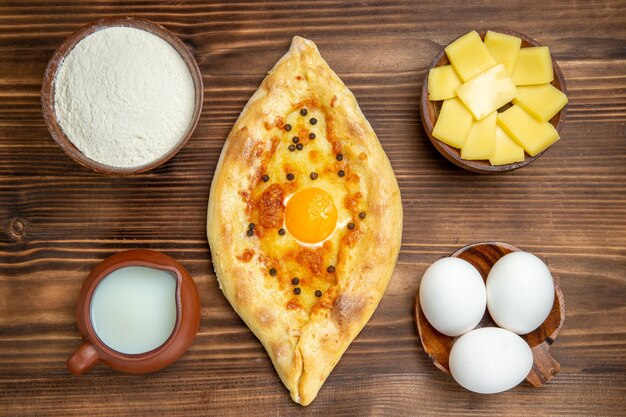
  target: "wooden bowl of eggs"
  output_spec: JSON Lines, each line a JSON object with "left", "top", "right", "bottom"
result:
{"left": 420, "top": 30, "right": 568, "bottom": 173}
{"left": 414, "top": 242, "right": 565, "bottom": 393}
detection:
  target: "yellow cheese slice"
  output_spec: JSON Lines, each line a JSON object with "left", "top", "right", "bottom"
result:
{"left": 432, "top": 98, "right": 473, "bottom": 148}
{"left": 445, "top": 31, "right": 497, "bottom": 82}
{"left": 512, "top": 84, "right": 568, "bottom": 122}
{"left": 489, "top": 126, "right": 525, "bottom": 166}
{"left": 428, "top": 65, "right": 462, "bottom": 101}
{"left": 512, "top": 46, "right": 554, "bottom": 86}
{"left": 456, "top": 64, "right": 517, "bottom": 121}
{"left": 497, "top": 105, "right": 559, "bottom": 156}
{"left": 461, "top": 112, "right": 497, "bottom": 160}
{"left": 483, "top": 31, "right": 522, "bottom": 75}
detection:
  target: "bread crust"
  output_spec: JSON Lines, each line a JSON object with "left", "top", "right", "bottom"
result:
{"left": 207, "top": 36, "right": 402, "bottom": 405}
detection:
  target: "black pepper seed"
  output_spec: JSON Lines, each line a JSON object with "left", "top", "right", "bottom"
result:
{"left": 327, "top": 265, "right": 335, "bottom": 273}
{"left": 300, "top": 108, "right": 308, "bottom": 116}
{"left": 284, "top": 124, "right": 292, "bottom": 131}
{"left": 309, "top": 132, "right": 316, "bottom": 140}
{"left": 262, "top": 174, "right": 270, "bottom": 182}
{"left": 336, "top": 153, "right": 344, "bottom": 161}
{"left": 310, "top": 172, "right": 318, "bottom": 180}
{"left": 309, "top": 118, "right": 317, "bottom": 125}
{"left": 293, "top": 287, "right": 301, "bottom": 295}
{"left": 359, "top": 212, "right": 366, "bottom": 219}
{"left": 278, "top": 228, "right": 286, "bottom": 236}
{"left": 292, "top": 277, "right": 300, "bottom": 285}
{"left": 287, "top": 173, "right": 295, "bottom": 181}
{"left": 292, "top": 136, "right": 299, "bottom": 144}
{"left": 288, "top": 144, "right": 296, "bottom": 152}
{"left": 296, "top": 143, "right": 304, "bottom": 151}
{"left": 315, "top": 290, "right": 323, "bottom": 297}
{"left": 347, "top": 223, "right": 355, "bottom": 230}
{"left": 246, "top": 229, "right": 254, "bottom": 237}
{"left": 248, "top": 223, "right": 255, "bottom": 230}
{"left": 269, "top": 268, "right": 277, "bottom": 276}
{"left": 338, "top": 170, "right": 345, "bottom": 177}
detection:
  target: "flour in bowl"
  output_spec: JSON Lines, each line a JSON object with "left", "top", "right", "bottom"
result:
{"left": 54, "top": 26, "right": 196, "bottom": 168}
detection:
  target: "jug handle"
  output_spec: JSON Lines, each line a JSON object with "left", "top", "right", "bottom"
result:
{"left": 67, "top": 342, "right": 100, "bottom": 376}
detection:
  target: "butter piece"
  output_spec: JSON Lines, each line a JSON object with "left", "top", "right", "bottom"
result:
{"left": 432, "top": 98, "right": 473, "bottom": 148}
{"left": 445, "top": 31, "right": 497, "bottom": 82}
{"left": 461, "top": 112, "right": 497, "bottom": 160}
{"left": 512, "top": 46, "right": 554, "bottom": 86}
{"left": 513, "top": 84, "right": 568, "bottom": 122}
{"left": 456, "top": 64, "right": 517, "bottom": 120}
{"left": 489, "top": 126, "right": 525, "bottom": 166}
{"left": 428, "top": 65, "right": 462, "bottom": 101}
{"left": 497, "top": 105, "right": 559, "bottom": 156}
{"left": 484, "top": 31, "right": 522, "bottom": 75}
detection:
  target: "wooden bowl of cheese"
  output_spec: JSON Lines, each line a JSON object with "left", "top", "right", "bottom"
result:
{"left": 420, "top": 29, "right": 568, "bottom": 174}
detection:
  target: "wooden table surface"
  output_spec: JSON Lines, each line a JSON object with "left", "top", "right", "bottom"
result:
{"left": 1, "top": 1, "right": 625, "bottom": 416}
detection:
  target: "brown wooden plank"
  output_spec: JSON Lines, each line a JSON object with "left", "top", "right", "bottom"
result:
{"left": 1, "top": 0, "right": 625, "bottom": 415}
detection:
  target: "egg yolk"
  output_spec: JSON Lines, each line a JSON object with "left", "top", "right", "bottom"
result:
{"left": 285, "top": 188, "right": 338, "bottom": 244}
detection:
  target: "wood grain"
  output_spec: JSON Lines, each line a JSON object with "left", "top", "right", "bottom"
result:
{"left": 1, "top": 1, "right": 625, "bottom": 416}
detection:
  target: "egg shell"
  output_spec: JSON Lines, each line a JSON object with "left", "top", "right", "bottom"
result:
{"left": 449, "top": 327, "right": 533, "bottom": 394}
{"left": 419, "top": 257, "right": 486, "bottom": 337}
{"left": 486, "top": 251, "right": 555, "bottom": 335}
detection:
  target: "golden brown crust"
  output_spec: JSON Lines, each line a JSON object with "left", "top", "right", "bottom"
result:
{"left": 207, "top": 36, "right": 402, "bottom": 405}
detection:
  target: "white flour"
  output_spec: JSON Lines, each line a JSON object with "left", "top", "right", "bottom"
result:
{"left": 54, "top": 26, "right": 196, "bottom": 168}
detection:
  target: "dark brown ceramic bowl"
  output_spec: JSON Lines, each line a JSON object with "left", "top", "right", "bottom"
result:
{"left": 414, "top": 242, "right": 566, "bottom": 387}
{"left": 41, "top": 17, "right": 204, "bottom": 175}
{"left": 420, "top": 30, "right": 568, "bottom": 174}
{"left": 67, "top": 249, "right": 201, "bottom": 375}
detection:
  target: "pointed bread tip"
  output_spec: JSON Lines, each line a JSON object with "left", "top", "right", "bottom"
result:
{"left": 290, "top": 392, "right": 303, "bottom": 406}
{"left": 290, "top": 36, "right": 318, "bottom": 53}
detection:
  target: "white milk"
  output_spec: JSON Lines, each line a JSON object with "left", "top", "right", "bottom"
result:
{"left": 90, "top": 266, "right": 177, "bottom": 354}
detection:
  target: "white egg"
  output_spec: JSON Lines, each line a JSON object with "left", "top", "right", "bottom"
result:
{"left": 486, "top": 251, "right": 555, "bottom": 335}
{"left": 419, "top": 257, "right": 486, "bottom": 337}
{"left": 449, "top": 327, "right": 534, "bottom": 394}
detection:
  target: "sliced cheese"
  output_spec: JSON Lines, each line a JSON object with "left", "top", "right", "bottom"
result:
{"left": 461, "top": 112, "right": 497, "bottom": 160}
{"left": 512, "top": 46, "right": 554, "bottom": 86}
{"left": 513, "top": 83, "right": 568, "bottom": 122}
{"left": 445, "top": 31, "right": 497, "bottom": 82}
{"left": 489, "top": 126, "right": 525, "bottom": 166}
{"left": 484, "top": 31, "right": 522, "bottom": 75}
{"left": 497, "top": 105, "right": 559, "bottom": 156}
{"left": 456, "top": 64, "right": 517, "bottom": 121}
{"left": 428, "top": 65, "right": 462, "bottom": 101}
{"left": 432, "top": 98, "right": 473, "bottom": 148}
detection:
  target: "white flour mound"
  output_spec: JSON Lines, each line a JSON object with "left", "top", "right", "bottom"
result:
{"left": 54, "top": 26, "right": 196, "bottom": 168}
